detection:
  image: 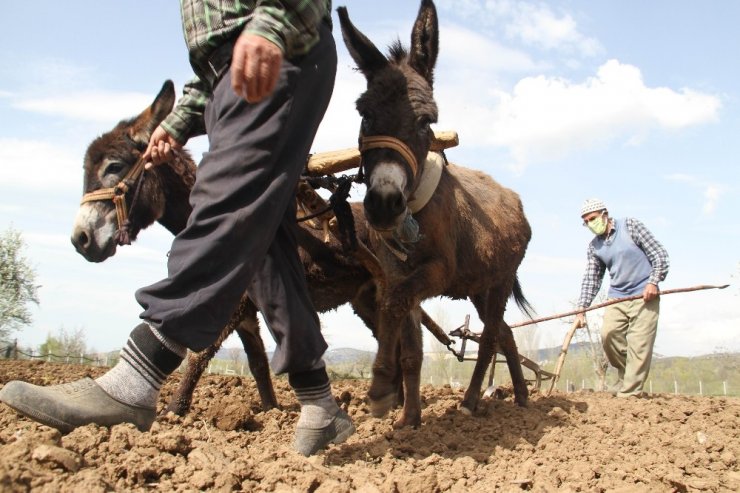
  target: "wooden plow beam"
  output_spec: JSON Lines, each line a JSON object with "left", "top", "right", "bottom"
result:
{"left": 305, "top": 130, "right": 459, "bottom": 176}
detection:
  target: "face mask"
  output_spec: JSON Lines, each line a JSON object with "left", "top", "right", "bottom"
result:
{"left": 587, "top": 215, "right": 608, "bottom": 235}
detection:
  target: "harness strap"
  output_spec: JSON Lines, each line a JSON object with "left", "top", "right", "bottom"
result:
{"left": 360, "top": 135, "right": 419, "bottom": 179}
{"left": 80, "top": 157, "right": 148, "bottom": 244}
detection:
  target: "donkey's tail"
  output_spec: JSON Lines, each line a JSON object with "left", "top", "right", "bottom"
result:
{"left": 511, "top": 275, "right": 536, "bottom": 320}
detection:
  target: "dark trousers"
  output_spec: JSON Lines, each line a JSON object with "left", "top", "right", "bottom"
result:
{"left": 136, "top": 24, "right": 337, "bottom": 375}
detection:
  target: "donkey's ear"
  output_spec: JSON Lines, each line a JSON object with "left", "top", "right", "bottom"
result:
{"left": 337, "top": 6, "right": 388, "bottom": 80}
{"left": 129, "top": 80, "right": 176, "bottom": 145}
{"left": 408, "top": 0, "right": 439, "bottom": 86}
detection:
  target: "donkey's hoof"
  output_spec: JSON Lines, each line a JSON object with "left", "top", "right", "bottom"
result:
{"left": 458, "top": 404, "right": 474, "bottom": 416}
{"left": 368, "top": 393, "right": 396, "bottom": 418}
{"left": 393, "top": 414, "right": 421, "bottom": 429}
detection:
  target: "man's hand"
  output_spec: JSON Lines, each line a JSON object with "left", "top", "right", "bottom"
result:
{"left": 143, "top": 125, "right": 182, "bottom": 170}
{"left": 575, "top": 312, "right": 587, "bottom": 328}
{"left": 231, "top": 33, "right": 283, "bottom": 103}
{"left": 643, "top": 283, "right": 659, "bottom": 302}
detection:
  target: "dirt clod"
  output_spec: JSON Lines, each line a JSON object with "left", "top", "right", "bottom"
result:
{"left": 1, "top": 360, "right": 738, "bottom": 492}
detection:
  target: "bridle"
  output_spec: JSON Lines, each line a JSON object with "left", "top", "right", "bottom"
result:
{"left": 359, "top": 135, "right": 419, "bottom": 182}
{"left": 80, "top": 155, "right": 148, "bottom": 245}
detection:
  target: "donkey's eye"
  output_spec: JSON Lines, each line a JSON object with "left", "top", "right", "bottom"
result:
{"left": 104, "top": 161, "right": 126, "bottom": 176}
{"left": 416, "top": 116, "right": 432, "bottom": 135}
{"left": 361, "top": 115, "right": 374, "bottom": 134}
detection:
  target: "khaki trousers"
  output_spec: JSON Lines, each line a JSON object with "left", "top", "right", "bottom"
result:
{"left": 601, "top": 298, "right": 660, "bottom": 397}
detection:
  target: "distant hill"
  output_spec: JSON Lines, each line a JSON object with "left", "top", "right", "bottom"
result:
{"left": 214, "top": 346, "right": 375, "bottom": 364}
{"left": 215, "top": 341, "right": 738, "bottom": 370}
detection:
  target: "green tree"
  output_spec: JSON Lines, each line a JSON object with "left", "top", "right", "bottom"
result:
{"left": 38, "top": 334, "right": 63, "bottom": 358}
{"left": 0, "top": 227, "right": 39, "bottom": 339}
{"left": 39, "top": 327, "right": 87, "bottom": 360}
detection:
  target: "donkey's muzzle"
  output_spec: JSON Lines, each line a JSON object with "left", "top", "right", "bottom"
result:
{"left": 363, "top": 187, "right": 406, "bottom": 230}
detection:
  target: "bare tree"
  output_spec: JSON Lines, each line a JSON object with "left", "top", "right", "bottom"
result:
{"left": 513, "top": 324, "right": 540, "bottom": 362}
{"left": 39, "top": 326, "right": 88, "bottom": 362}
{"left": 422, "top": 300, "right": 454, "bottom": 386}
{"left": 352, "top": 351, "right": 374, "bottom": 379}
{"left": 227, "top": 347, "right": 242, "bottom": 374}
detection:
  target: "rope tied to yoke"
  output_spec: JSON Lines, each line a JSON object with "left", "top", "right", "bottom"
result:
{"left": 297, "top": 173, "right": 359, "bottom": 252}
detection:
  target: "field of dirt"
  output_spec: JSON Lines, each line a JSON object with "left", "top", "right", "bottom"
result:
{"left": 0, "top": 359, "right": 738, "bottom": 492}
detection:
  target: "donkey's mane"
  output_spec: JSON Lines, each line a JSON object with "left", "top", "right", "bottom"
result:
{"left": 388, "top": 40, "right": 408, "bottom": 64}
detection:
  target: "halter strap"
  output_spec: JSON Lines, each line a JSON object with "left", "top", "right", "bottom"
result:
{"left": 359, "top": 135, "right": 419, "bottom": 179}
{"left": 80, "top": 157, "right": 148, "bottom": 244}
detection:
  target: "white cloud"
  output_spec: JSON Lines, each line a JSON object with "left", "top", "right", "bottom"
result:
{"left": 312, "top": 57, "right": 365, "bottom": 152}
{"left": 437, "top": 0, "right": 602, "bottom": 57}
{"left": 13, "top": 91, "right": 152, "bottom": 124}
{"left": 504, "top": 2, "right": 602, "bottom": 56}
{"left": 0, "top": 138, "right": 81, "bottom": 190}
{"left": 657, "top": 289, "right": 740, "bottom": 356}
{"left": 440, "top": 23, "right": 545, "bottom": 74}
{"left": 519, "top": 253, "right": 583, "bottom": 276}
{"left": 665, "top": 173, "right": 728, "bottom": 216}
{"left": 703, "top": 185, "right": 723, "bottom": 215}
{"left": 437, "top": 59, "right": 720, "bottom": 171}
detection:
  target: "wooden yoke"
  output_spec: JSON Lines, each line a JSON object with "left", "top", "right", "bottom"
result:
{"left": 306, "top": 130, "right": 459, "bottom": 176}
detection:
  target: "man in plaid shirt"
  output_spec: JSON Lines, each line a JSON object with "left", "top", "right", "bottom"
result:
{"left": 576, "top": 198, "right": 669, "bottom": 398}
{"left": 0, "top": 0, "right": 354, "bottom": 456}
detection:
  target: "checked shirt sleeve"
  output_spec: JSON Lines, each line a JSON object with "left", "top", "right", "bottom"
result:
{"left": 626, "top": 217, "right": 670, "bottom": 286}
{"left": 243, "top": 0, "right": 329, "bottom": 59}
{"left": 161, "top": 76, "right": 210, "bottom": 145}
{"left": 577, "top": 243, "right": 606, "bottom": 309}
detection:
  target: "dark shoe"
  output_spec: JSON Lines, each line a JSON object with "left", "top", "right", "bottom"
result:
{"left": 0, "top": 378, "right": 155, "bottom": 433}
{"left": 294, "top": 409, "right": 355, "bottom": 456}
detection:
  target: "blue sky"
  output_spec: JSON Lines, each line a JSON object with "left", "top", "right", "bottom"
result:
{"left": 0, "top": 1, "right": 738, "bottom": 358}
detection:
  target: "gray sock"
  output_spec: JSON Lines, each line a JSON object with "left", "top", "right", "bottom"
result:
{"left": 295, "top": 383, "right": 340, "bottom": 429}
{"left": 97, "top": 322, "right": 186, "bottom": 408}
{"left": 292, "top": 361, "right": 339, "bottom": 429}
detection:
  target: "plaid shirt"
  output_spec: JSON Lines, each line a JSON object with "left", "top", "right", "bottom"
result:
{"left": 162, "top": 0, "right": 331, "bottom": 143}
{"left": 577, "top": 217, "right": 670, "bottom": 308}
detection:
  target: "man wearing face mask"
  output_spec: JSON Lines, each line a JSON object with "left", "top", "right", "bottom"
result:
{"left": 575, "top": 198, "right": 670, "bottom": 398}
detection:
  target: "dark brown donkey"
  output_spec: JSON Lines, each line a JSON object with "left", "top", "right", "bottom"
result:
{"left": 338, "top": 0, "right": 534, "bottom": 427}
{"left": 71, "top": 80, "right": 378, "bottom": 415}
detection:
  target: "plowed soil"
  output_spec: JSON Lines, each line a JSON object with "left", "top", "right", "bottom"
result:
{"left": 0, "top": 359, "right": 738, "bottom": 492}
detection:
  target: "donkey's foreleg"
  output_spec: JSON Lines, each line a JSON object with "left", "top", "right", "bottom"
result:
{"left": 352, "top": 282, "right": 405, "bottom": 409}
{"left": 166, "top": 325, "right": 232, "bottom": 416}
{"left": 394, "top": 307, "right": 424, "bottom": 428}
{"left": 233, "top": 309, "right": 279, "bottom": 411}
{"left": 368, "top": 305, "right": 404, "bottom": 418}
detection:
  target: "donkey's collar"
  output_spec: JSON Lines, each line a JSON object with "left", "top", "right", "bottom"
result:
{"left": 408, "top": 152, "right": 445, "bottom": 213}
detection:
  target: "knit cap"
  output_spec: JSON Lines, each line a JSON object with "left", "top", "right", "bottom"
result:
{"left": 580, "top": 198, "right": 607, "bottom": 217}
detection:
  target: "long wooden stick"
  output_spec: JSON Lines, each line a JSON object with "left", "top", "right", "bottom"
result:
{"left": 545, "top": 319, "right": 580, "bottom": 396}
{"left": 510, "top": 284, "right": 729, "bottom": 329}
